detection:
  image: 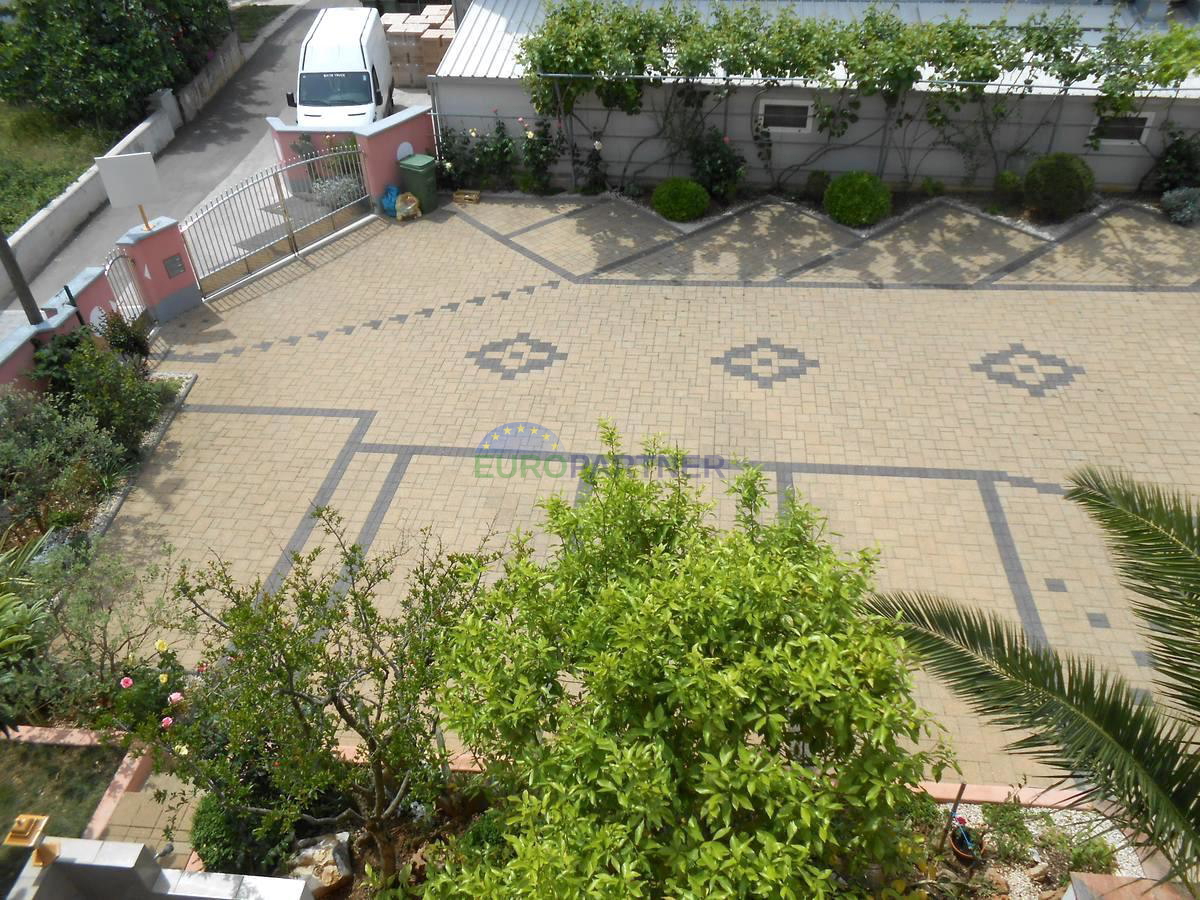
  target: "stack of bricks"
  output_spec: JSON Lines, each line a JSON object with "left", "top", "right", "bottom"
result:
{"left": 384, "top": 5, "right": 455, "bottom": 89}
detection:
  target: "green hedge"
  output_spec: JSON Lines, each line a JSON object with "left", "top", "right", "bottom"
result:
{"left": 823, "top": 171, "right": 891, "bottom": 227}
{"left": 651, "top": 177, "right": 710, "bottom": 222}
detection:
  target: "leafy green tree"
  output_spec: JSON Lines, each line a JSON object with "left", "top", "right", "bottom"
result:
{"left": 870, "top": 468, "right": 1200, "bottom": 892}
{"left": 427, "top": 426, "right": 950, "bottom": 897}
{"left": 154, "top": 510, "right": 493, "bottom": 880}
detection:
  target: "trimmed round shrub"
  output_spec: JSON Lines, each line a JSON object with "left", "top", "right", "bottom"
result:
{"left": 651, "top": 177, "right": 710, "bottom": 222}
{"left": 1024, "top": 153, "right": 1095, "bottom": 221}
{"left": 822, "top": 171, "right": 891, "bottom": 227}
{"left": 190, "top": 793, "right": 292, "bottom": 876}
{"left": 1161, "top": 187, "right": 1200, "bottom": 226}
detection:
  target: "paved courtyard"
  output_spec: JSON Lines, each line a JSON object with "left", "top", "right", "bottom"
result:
{"left": 112, "top": 193, "right": 1200, "bottom": 787}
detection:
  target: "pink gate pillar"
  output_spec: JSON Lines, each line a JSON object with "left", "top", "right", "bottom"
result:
{"left": 116, "top": 217, "right": 202, "bottom": 323}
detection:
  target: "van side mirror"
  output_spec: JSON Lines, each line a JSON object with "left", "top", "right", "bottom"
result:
{"left": 374, "top": 90, "right": 384, "bottom": 107}
{"left": 286, "top": 92, "right": 297, "bottom": 108}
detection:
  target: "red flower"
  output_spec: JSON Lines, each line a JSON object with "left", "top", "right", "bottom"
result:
{"left": 955, "top": 816, "right": 967, "bottom": 825}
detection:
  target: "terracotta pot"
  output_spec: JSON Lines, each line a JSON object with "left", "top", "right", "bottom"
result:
{"left": 950, "top": 825, "right": 984, "bottom": 863}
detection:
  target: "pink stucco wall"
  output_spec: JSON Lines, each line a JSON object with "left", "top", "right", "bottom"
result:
{"left": 0, "top": 339, "right": 38, "bottom": 392}
{"left": 0, "top": 311, "right": 85, "bottom": 392}
{"left": 267, "top": 109, "right": 436, "bottom": 200}
{"left": 356, "top": 113, "right": 436, "bottom": 199}
{"left": 73, "top": 272, "right": 117, "bottom": 326}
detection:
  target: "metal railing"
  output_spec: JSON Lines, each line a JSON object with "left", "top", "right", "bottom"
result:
{"left": 180, "top": 146, "right": 370, "bottom": 295}
{"left": 103, "top": 250, "right": 147, "bottom": 321}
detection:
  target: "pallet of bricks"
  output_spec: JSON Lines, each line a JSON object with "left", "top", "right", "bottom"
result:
{"left": 383, "top": 5, "right": 454, "bottom": 89}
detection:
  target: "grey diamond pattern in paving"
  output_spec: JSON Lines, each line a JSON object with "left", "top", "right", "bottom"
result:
{"left": 970, "top": 343, "right": 1085, "bottom": 397}
{"left": 712, "top": 338, "right": 819, "bottom": 389}
{"left": 466, "top": 332, "right": 568, "bottom": 380}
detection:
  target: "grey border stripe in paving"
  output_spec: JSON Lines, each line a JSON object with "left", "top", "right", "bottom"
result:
{"left": 355, "top": 451, "right": 414, "bottom": 551}
{"left": 977, "top": 477, "right": 1048, "bottom": 645}
{"left": 774, "top": 201, "right": 948, "bottom": 281}
{"left": 185, "top": 403, "right": 375, "bottom": 419}
{"left": 264, "top": 411, "right": 376, "bottom": 591}
{"left": 974, "top": 205, "right": 1118, "bottom": 285}
{"left": 503, "top": 200, "right": 609, "bottom": 239}
{"left": 452, "top": 206, "right": 579, "bottom": 282}
{"left": 776, "top": 468, "right": 795, "bottom": 518}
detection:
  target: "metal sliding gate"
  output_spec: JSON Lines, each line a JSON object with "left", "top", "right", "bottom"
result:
{"left": 180, "top": 146, "right": 371, "bottom": 297}
{"left": 103, "top": 249, "right": 148, "bottom": 322}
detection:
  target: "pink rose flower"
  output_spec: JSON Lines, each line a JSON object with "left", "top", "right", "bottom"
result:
{"left": 722, "top": 135, "right": 731, "bottom": 144}
{"left": 161, "top": 716, "right": 174, "bottom": 729}
{"left": 120, "top": 676, "right": 133, "bottom": 689}
{"left": 955, "top": 816, "right": 966, "bottom": 825}
{"left": 168, "top": 692, "right": 184, "bottom": 705}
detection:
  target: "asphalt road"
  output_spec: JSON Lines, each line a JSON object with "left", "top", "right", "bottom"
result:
{"left": 1, "top": 0, "right": 357, "bottom": 310}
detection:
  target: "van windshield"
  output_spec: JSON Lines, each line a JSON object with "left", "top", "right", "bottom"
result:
{"left": 299, "top": 72, "right": 372, "bottom": 107}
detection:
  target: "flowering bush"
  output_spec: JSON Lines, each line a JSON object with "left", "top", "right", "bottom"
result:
{"left": 687, "top": 127, "right": 746, "bottom": 203}
{"left": 518, "top": 117, "right": 566, "bottom": 193}
{"left": 578, "top": 135, "right": 607, "bottom": 195}
{"left": 0, "top": 541, "right": 182, "bottom": 726}
{"left": 110, "top": 642, "right": 186, "bottom": 732}
{"left": 436, "top": 120, "right": 518, "bottom": 190}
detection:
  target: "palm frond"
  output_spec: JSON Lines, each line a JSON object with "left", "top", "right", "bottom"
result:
{"left": 1067, "top": 467, "right": 1200, "bottom": 723}
{"left": 868, "top": 591, "right": 1200, "bottom": 886}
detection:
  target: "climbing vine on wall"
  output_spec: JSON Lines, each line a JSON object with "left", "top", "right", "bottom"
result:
{"left": 518, "top": 0, "right": 1200, "bottom": 186}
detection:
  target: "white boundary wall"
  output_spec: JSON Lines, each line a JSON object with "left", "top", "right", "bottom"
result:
{"left": 431, "top": 76, "right": 1200, "bottom": 191}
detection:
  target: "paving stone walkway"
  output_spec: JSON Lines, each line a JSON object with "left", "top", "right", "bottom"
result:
{"left": 110, "top": 195, "right": 1200, "bottom": 796}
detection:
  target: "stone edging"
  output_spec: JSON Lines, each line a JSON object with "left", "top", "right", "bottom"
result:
{"left": 2, "top": 725, "right": 153, "bottom": 842}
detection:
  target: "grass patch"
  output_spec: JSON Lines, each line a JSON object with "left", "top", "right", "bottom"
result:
{"left": 234, "top": 4, "right": 286, "bottom": 43}
{"left": 0, "top": 741, "right": 125, "bottom": 893}
{"left": 0, "top": 104, "right": 117, "bottom": 233}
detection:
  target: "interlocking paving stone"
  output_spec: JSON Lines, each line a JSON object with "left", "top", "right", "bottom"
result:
{"left": 997, "top": 207, "right": 1200, "bottom": 286}
{"left": 449, "top": 196, "right": 592, "bottom": 237}
{"left": 511, "top": 200, "right": 677, "bottom": 275}
{"left": 117, "top": 196, "right": 1200, "bottom": 788}
{"left": 600, "top": 201, "right": 854, "bottom": 282}
{"left": 792, "top": 205, "right": 1044, "bottom": 285}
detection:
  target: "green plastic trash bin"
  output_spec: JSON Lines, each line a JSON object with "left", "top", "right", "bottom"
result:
{"left": 398, "top": 154, "right": 438, "bottom": 215}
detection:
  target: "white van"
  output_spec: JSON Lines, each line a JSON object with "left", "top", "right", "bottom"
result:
{"left": 287, "top": 8, "right": 393, "bottom": 127}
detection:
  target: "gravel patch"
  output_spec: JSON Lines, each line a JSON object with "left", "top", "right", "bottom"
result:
{"left": 941, "top": 801, "right": 1143, "bottom": 900}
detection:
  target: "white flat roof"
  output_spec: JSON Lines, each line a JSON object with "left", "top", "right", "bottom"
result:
{"left": 436, "top": 0, "right": 1197, "bottom": 95}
